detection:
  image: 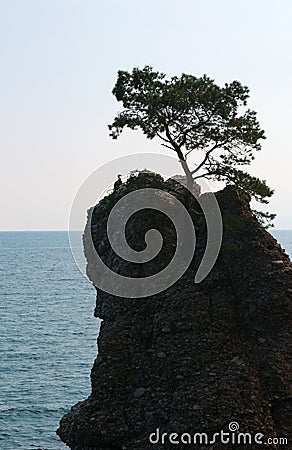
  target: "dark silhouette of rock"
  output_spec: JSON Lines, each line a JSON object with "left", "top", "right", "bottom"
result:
{"left": 57, "top": 172, "right": 291, "bottom": 450}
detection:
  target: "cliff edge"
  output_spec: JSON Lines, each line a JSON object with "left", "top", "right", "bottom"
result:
{"left": 57, "top": 172, "right": 291, "bottom": 449}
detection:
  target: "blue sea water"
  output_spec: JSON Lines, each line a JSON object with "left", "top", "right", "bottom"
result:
{"left": 0, "top": 232, "right": 98, "bottom": 450}
{"left": 0, "top": 230, "right": 291, "bottom": 450}
{"left": 271, "top": 230, "right": 292, "bottom": 258}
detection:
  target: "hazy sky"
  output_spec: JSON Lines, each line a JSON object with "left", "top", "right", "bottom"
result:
{"left": 0, "top": 0, "right": 291, "bottom": 230}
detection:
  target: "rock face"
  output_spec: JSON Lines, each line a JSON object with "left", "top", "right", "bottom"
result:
{"left": 57, "top": 173, "right": 291, "bottom": 449}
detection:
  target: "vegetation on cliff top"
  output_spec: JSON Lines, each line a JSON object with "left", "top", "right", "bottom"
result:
{"left": 109, "top": 66, "right": 275, "bottom": 226}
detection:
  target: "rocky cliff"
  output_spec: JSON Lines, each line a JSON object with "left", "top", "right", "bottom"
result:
{"left": 57, "top": 172, "right": 291, "bottom": 449}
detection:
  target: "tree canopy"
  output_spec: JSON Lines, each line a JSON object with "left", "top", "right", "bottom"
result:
{"left": 109, "top": 66, "right": 275, "bottom": 225}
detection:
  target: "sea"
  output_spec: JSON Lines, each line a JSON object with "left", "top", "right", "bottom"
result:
{"left": 0, "top": 230, "right": 291, "bottom": 450}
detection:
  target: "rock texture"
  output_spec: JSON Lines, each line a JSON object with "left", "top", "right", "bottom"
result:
{"left": 57, "top": 172, "right": 291, "bottom": 449}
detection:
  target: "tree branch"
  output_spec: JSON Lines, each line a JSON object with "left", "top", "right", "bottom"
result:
{"left": 157, "top": 132, "right": 170, "bottom": 143}
{"left": 191, "top": 136, "right": 232, "bottom": 175}
{"left": 165, "top": 124, "right": 184, "bottom": 160}
{"left": 161, "top": 143, "right": 175, "bottom": 151}
{"left": 192, "top": 172, "right": 217, "bottom": 180}
{"left": 191, "top": 144, "right": 218, "bottom": 174}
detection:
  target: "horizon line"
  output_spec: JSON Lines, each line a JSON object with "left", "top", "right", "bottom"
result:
{"left": 0, "top": 229, "right": 291, "bottom": 232}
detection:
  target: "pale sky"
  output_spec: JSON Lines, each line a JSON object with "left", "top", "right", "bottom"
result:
{"left": 0, "top": 0, "right": 291, "bottom": 230}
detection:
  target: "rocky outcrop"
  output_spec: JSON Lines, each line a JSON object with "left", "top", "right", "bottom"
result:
{"left": 57, "top": 172, "right": 291, "bottom": 449}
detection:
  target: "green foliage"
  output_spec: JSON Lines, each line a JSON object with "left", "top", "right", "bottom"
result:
{"left": 109, "top": 66, "right": 275, "bottom": 223}
{"left": 251, "top": 209, "right": 277, "bottom": 229}
{"left": 109, "top": 66, "right": 265, "bottom": 157}
{"left": 213, "top": 167, "right": 274, "bottom": 203}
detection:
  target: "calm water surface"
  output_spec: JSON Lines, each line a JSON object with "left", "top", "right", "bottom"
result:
{"left": 0, "top": 232, "right": 97, "bottom": 450}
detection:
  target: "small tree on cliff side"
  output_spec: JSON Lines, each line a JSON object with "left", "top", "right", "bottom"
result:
{"left": 109, "top": 66, "right": 275, "bottom": 225}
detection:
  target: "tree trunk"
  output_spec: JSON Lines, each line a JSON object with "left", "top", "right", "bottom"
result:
{"left": 174, "top": 147, "right": 194, "bottom": 194}
{"left": 179, "top": 158, "right": 194, "bottom": 193}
